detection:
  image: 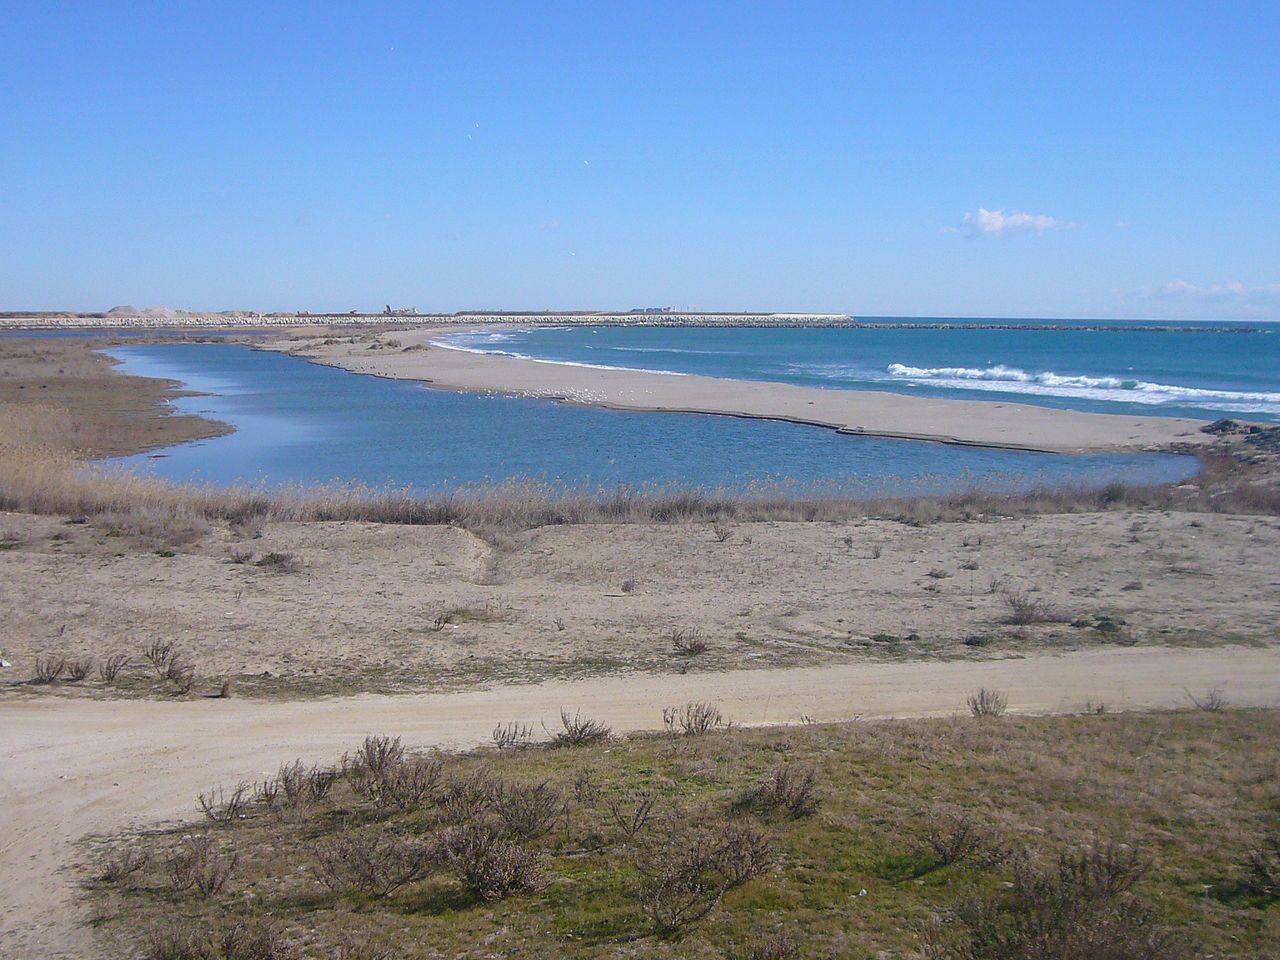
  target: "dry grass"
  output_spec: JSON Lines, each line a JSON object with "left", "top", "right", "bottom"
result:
{"left": 4, "top": 411, "right": 1280, "bottom": 546}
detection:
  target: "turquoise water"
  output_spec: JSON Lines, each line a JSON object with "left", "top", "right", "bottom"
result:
{"left": 439, "top": 320, "right": 1280, "bottom": 422}
{"left": 104, "top": 344, "right": 1196, "bottom": 496}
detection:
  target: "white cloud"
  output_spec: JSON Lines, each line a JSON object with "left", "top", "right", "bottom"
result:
{"left": 1152, "top": 279, "right": 1280, "bottom": 303}
{"left": 949, "top": 207, "right": 1066, "bottom": 238}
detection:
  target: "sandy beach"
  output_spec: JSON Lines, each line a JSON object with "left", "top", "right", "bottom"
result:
{"left": 267, "top": 328, "right": 1214, "bottom": 453}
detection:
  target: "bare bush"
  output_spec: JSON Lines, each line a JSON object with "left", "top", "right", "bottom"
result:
{"left": 607, "top": 791, "right": 659, "bottom": 841}
{"left": 967, "top": 687, "right": 1009, "bottom": 718}
{"left": 438, "top": 824, "right": 545, "bottom": 902}
{"left": 166, "top": 835, "right": 237, "bottom": 897}
{"left": 712, "top": 520, "right": 733, "bottom": 542}
{"left": 663, "top": 701, "right": 725, "bottom": 736}
{"left": 216, "top": 921, "right": 301, "bottom": 960}
{"left": 928, "top": 842, "right": 1181, "bottom": 960}
{"left": 1186, "top": 687, "right": 1229, "bottom": 712}
{"left": 353, "top": 735, "right": 404, "bottom": 778}
{"left": 572, "top": 769, "right": 600, "bottom": 806}
{"left": 924, "top": 805, "right": 998, "bottom": 866}
{"left": 713, "top": 824, "right": 776, "bottom": 886}
{"left": 670, "top": 626, "right": 709, "bottom": 657}
{"left": 492, "top": 721, "right": 534, "bottom": 751}
{"left": 1244, "top": 829, "right": 1280, "bottom": 897}
{"left": 32, "top": 655, "right": 66, "bottom": 683}
{"left": 143, "top": 640, "right": 179, "bottom": 677}
{"left": 1000, "top": 589, "right": 1067, "bottom": 625}
{"left": 634, "top": 826, "right": 770, "bottom": 935}
{"left": 197, "top": 783, "right": 249, "bottom": 823}
{"left": 491, "top": 780, "right": 564, "bottom": 838}
{"left": 65, "top": 657, "right": 93, "bottom": 681}
{"left": 254, "top": 551, "right": 300, "bottom": 573}
{"left": 728, "top": 933, "right": 799, "bottom": 960}
{"left": 547, "top": 708, "right": 612, "bottom": 747}
{"left": 744, "top": 765, "right": 820, "bottom": 818}
{"left": 145, "top": 923, "right": 212, "bottom": 960}
{"left": 98, "top": 847, "right": 150, "bottom": 886}
{"left": 313, "top": 830, "right": 437, "bottom": 898}
{"left": 165, "top": 658, "right": 196, "bottom": 694}
{"left": 364, "top": 756, "right": 443, "bottom": 812}
{"left": 437, "top": 774, "right": 498, "bottom": 825}
{"left": 227, "top": 549, "right": 255, "bottom": 564}
{"left": 98, "top": 653, "right": 130, "bottom": 682}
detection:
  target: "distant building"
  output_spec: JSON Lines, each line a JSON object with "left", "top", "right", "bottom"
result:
{"left": 628, "top": 306, "right": 673, "bottom": 315}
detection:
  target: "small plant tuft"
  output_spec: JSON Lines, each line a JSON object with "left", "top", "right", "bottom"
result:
{"left": 967, "top": 687, "right": 1009, "bottom": 717}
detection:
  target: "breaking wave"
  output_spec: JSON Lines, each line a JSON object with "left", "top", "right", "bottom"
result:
{"left": 883, "top": 363, "right": 1280, "bottom": 414}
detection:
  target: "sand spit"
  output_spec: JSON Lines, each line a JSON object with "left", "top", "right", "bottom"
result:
{"left": 267, "top": 328, "right": 1212, "bottom": 453}
{"left": 2, "top": 646, "right": 1278, "bottom": 958}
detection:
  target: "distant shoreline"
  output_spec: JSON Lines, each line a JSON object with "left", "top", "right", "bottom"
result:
{"left": 0, "top": 312, "right": 1269, "bottom": 334}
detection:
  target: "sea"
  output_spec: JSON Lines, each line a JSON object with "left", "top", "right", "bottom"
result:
{"left": 437, "top": 319, "right": 1280, "bottom": 423}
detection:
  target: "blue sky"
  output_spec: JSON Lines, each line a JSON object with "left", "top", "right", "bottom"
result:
{"left": 2, "top": 2, "right": 1277, "bottom": 319}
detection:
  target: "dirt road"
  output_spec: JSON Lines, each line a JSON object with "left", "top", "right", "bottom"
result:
{"left": 3, "top": 645, "right": 1277, "bottom": 958}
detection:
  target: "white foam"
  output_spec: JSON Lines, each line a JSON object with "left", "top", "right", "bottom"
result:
{"left": 882, "top": 363, "right": 1280, "bottom": 413}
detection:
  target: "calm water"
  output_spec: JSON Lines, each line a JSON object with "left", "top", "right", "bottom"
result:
{"left": 103, "top": 344, "right": 1196, "bottom": 496}
{"left": 439, "top": 320, "right": 1280, "bottom": 422}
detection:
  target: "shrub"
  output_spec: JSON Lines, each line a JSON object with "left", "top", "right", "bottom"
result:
{"left": 313, "top": 830, "right": 437, "bottom": 898}
{"left": 924, "top": 805, "right": 998, "bottom": 866}
{"left": 491, "top": 780, "right": 564, "bottom": 838}
{"left": 727, "top": 933, "right": 800, "bottom": 960}
{"left": 1244, "top": 829, "right": 1280, "bottom": 897}
{"left": 547, "top": 708, "right": 612, "bottom": 747}
{"left": 166, "top": 835, "right": 237, "bottom": 897}
{"left": 273, "top": 760, "right": 338, "bottom": 809}
{"left": 197, "top": 783, "right": 249, "bottom": 823}
{"left": 929, "top": 842, "right": 1183, "bottom": 960}
{"left": 145, "top": 923, "right": 214, "bottom": 960}
{"left": 145, "top": 920, "right": 300, "bottom": 960}
{"left": 1186, "top": 687, "right": 1229, "bottom": 712}
{"left": 663, "top": 701, "right": 725, "bottom": 736}
{"left": 712, "top": 520, "right": 733, "bottom": 542}
{"left": 743, "top": 765, "right": 820, "bottom": 818}
{"left": 65, "top": 657, "right": 93, "bottom": 681}
{"left": 216, "top": 922, "right": 301, "bottom": 960}
{"left": 713, "top": 824, "right": 776, "bottom": 886}
{"left": 143, "top": 640, "right": 180, "bottom": 677}
{"left": 438, "top": 824, "right": 545, "bottom": 902}
{"left": 967, "top": 687, "right": 1009, "bottom": 718}
{"left": 1000, "top": 589, "right": 1067, "bottom": 625}
{"left": 670, "top": 627, "right": 709, "bottom": 657}
{"left": 363, "top": 756, "right": 443, "bottom": 812}
{"left": 98, "top": 652, "right": 130, "bottom": 682}
{"left": 98, "top": 847, "right": 150, "bottom": 886}
{"left": 353, "top": 735, "right": 404, "bottom": 778}
{"left": 633, "top": 826, "right": 770, "bottom": 934}
{"left": 437, "top": 774, "right": 499, "bottom": 825}
{"left": 32, "top": 655, "right": 66, "bottom": 683}
{"left": 254, "top": 551, "right": 299, "bottom": 572}
{"left": 165, "top": 658, "right": 196, "bottom": 694}
{"left": 492, "top": 721, "right": 534, "bottom": 751}
{"left": 607, "top": 791, "right": 659, "bottom": 841}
